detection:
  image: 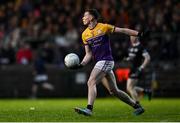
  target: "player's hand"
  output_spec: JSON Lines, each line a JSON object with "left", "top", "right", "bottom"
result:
{"left": 69, "top": 64, "right": 83, "bottom": 70}
{"left": 137, "top": 28, "right": 150, "bottom": 41}
{"left": 135, "top": 67, "right": 144, "bottom": 77}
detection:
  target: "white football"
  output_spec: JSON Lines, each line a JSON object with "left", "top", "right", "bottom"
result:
{"left": 64, "top": 53, "right": 80, "bottom": 68}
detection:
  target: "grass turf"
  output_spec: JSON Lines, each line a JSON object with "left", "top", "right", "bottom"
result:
{"left": 0, "top": 98, "right": 180, "bottom": 122}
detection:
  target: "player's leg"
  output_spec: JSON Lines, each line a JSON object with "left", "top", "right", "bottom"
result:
{"left": 127, "top": 78, "right": 139, "bottom": 102}
{"left": 105, "top": 71, "right": 136, "bottom": 106}
{"left": 42, "top": 82, "right": 54, "bottom": 91}
{"left": 87, "top": 68, "right": 106, "bottom": 106}
{"left": 134, "top": 86, "right": 144, "bottom": 93}
{"left": 127, "top": 80, "right": 152, "bottom": 101}
{"left": 75, "top": 68, "right": 106, "bottom": 116}
{"left": 31, "top": 84, "right": 38, "bottom": 99}
{"left": 40, "top": 74, "right": 54, "bottom": 91}
{"left": 134, "top": 86, "right": 145, "bottom": 100}
{"left": 133, "top": 68, "right": 152, "bottom": 100}
{"left": 75, "top": 61, "right": 113, "bottom": 116}
{"left": 137, "top": 87, "right": 152, "bottom": 101}
{"left": 102, "top": 77, "right": 112, "bottom": 94}
{"left": 105, "top": 71, "right": 145, "bottom": 115}
{"left": 127, "top": 70, "right": 152, "bottom": 101}
{"left": 31, "top": 75, "right": 41, "bottom": 99}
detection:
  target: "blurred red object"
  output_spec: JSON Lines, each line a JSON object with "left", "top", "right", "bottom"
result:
{"left": 115, "top": 68, "right": 130, "bottom": 83}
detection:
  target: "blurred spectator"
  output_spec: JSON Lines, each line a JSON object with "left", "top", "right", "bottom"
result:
{"left": 0, "top": 25, "right": 5, "bottom": 41}
{"left": 0, "top": 0, "right": 178, "bottom": 68}
{"left": 16, "top": 43, "right": 32, "bottom": 65}
{"left": 65, "top": 17, "right": 79, "bottom": 47}
{"left": 0, "top": 43, "right": 15, "bottom": 64}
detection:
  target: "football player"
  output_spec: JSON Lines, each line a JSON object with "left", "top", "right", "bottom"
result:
{"left": 71, "top": 9, "right": 147, "bottom": 116}
{"left": 126, "top": 36, "right": 151, "bottom": 103}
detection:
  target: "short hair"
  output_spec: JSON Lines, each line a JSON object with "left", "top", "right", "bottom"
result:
{"left": 86, "top": 9, "right": 100, "bottom": 20}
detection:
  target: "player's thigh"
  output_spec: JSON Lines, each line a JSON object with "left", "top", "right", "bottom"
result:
{"left": 127, "top": 78, "right": 138, "bottom": 89}
{"left": 89, "top": 60, "right": 114, "bottom": 86}
{"left": 102, "top": 77, "right": 111, "bottom": 92}
{"left": 88, "top": 68, "right": 106, "bottom": 85}
{"left": 104, "top": 70, "right": 118, "bottom": 91}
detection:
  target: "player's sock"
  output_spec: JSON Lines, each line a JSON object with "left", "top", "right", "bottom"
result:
{"left": 87, "top": 105, "right": 93, "bottom": 111}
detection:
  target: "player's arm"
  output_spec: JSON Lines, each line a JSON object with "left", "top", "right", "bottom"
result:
{"left": 106, "top": 23, "right": 149, "bottom": 38}
{"left": 80, "top": 45, "right": 92, "bottom": 66}
{"left": 140, "top": 52, "right": 151, "bottom": 70}
{"left": 135, "top": 51, "right": 150, "bottom": 76}
{"left": 114, "top": 27, "right": 139, "bottom": 36}
{"left": 69, "top": 45, "right": 92, "bottom": 69}
{"left": 114, "top": 27, "right": 149, "bottom": 40}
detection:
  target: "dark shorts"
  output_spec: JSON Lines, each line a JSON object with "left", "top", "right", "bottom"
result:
{"left": 129, "top": 67, "right": 143, "bottom": 79}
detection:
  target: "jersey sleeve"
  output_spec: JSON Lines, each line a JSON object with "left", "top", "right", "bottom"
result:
{"left": 141, "top": 46, "right": 149, "bottom": 56}
{"left": 82, "top": 33, "right": 88, "bottom": 45}
{"left": 104, "top": 24, "right": 115, "bottom": 33}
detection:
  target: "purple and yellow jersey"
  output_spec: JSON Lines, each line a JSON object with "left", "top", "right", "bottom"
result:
{"left": 82, "top": 23, "right": 115, "bottom": 61}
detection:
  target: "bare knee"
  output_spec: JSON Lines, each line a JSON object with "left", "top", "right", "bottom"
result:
{"left": 126, "top": 85, "right": 133, "bottom": 94}
{"left": 87, "top": 79, "right": 96, "bottom": 88}
{"left": 126, "top": 79, "right": 134, "bottom": 93}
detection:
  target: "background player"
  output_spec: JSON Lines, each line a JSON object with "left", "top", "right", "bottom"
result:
{"left": 125, "top": 36, "right": 151, "bottom": 103}
{"left": 31, "top": 51, "right": 54, "bottom": 99}
{"left": 70, "top": 9, "right": 147, "bottom": 116}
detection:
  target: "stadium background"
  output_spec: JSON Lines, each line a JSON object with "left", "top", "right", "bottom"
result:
{"left": 0, "top": 0, "right": 179, "bottom": 98}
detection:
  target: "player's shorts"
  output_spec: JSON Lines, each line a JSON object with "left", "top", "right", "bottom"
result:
{"left": 34, "top": 74, "right": 48, "bottom": 84}
{"left": 94, "top": 60, "right": 114, "bottom": 73}
{"left": 129, "top": 67, "right": 143, "bottom": 79}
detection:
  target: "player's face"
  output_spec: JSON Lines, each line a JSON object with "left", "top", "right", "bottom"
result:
{"left": 82, "top": 12, "right": 93, "bottom": 25}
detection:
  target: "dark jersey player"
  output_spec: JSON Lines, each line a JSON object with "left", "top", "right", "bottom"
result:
{"left": 126, "top": 36, "right": 151, "bottom": 104}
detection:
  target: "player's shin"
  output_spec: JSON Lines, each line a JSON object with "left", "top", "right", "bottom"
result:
{"left": 115, "top": 89, "right": 137, "bottom": 107}
{"left": 87, "top": 84, "right": 97, "bottom": 111}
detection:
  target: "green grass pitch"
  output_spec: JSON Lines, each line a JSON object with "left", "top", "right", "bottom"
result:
{"left": 0, "top": 98, "right": 180, "bottom": 122}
